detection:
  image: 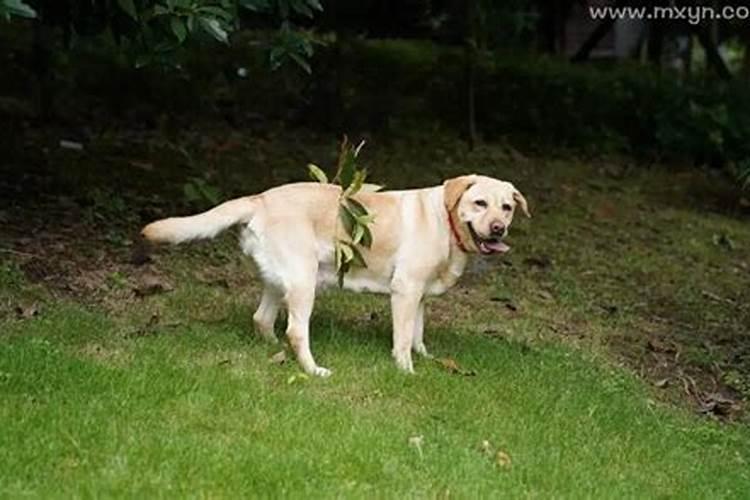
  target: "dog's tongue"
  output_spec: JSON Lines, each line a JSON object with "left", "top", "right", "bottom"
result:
{"left": 480, "top": 240, "right": 510, "bottom": 254}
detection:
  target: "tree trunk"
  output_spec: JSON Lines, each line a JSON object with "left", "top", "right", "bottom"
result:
{"left": 742, "top": 39, "right": 750, "bottom": 80}
{"left": 466, "top": 49, "right": 477, "bottom": 150}
{"left": 571, "top": 17, "right": 616, "bottom": 63}
{"left": 647, "top": 20, "right": 665, "bottom": 67}
{"left": 32, "top": 21, "right": 55, "bottom": 120}
{"left": 692, "top": 25, "right": 732, "bottom": 80}
{"left": 465, "top": 0, "right": 478, "bottom": 150}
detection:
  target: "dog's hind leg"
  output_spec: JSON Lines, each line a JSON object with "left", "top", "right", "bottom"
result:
{"left": 284, "top": 270, "right": 330, "bottom": 377}
{"left": 253, "top": 286, "right": 282, "bottom": 343}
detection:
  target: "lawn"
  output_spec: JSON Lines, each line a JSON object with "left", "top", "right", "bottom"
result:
{"left": 1, "top": 129, "right": 749, "bottom": 497}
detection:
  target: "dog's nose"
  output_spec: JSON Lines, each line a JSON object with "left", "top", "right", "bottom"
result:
{"left": 490, "top": 222, "right": 506, "bottom": 236}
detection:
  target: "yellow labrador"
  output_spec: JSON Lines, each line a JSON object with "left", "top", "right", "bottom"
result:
{"left": 142, "top": 175, "right": 529, "bottom": 376}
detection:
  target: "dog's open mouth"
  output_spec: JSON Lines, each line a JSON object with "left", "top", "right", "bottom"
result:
{"left": 468, "top": 223, "right": 510, "bottom": 255}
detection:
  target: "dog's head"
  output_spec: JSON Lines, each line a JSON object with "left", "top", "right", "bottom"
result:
{"left": 443, "top": 174, "right": 530, "bottom": 255}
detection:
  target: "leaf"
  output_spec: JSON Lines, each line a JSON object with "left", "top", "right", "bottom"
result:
{"left": 307, "top": 0, "right": 323, "bottom": 12}
{"left": 654, "top": 378, "right": 669, "bottom": 389}
{"left": 344, "top": 169, "right": 367, "bottom": 196}
{"left": 170, "top": 17, "right": 187, "bottom": 42}
{"left": 198, "top": 17, "right": 229, "bottom": 44}
{"left": 340, "top": 242, "right": 354, "bottom": 264}
{"left": 495, "top": 451, "right": 512, "bottom": 468}
{"left": 239, "top": 0, "right": 270, "bottom": 12}
{"left": 287, "top": 372, "right": 309, "bottom": 385}
{"left": 196, "top": 6, "right": 234, "bottom": 21}
{"left": 360, "top": 183, "right": 384, "bottom": 193}
{"left": 269, "top": 350, "right": 287, "bottom": 365}
{"left": 337, "top": 259, "right": 349, "bottom": 288}
{"left": 360, "top": 225, "right": 373, "bottom": 248}
{"left": 14, "top": 303, "right": 39, "bottom": 319}
{"left": 289, "top": 52, "right": 312, "bottom": 74}
{"left": 348, "top": 244, "right": 367, "bottom": 268}
{"left": 339, "top": 204, "right": 356, "bottom": 238}
{"left": 352, "top": 224, "right": 364, "bottom": 245}
{"left": 133, "top": 273, "right": 173, "bottom": 297}
{"left": 117, "top": 0, "right": 138, "bottom": 20}
{"left": 345, "top": 198, "right": 368, "bottom": 217}
{"left": 339, "top": 152, "right": 355, "bottom": 190}
{"left": 307, "top": 163, "right": 328, "bottom": 184}
{"left": 3, "top": 0, "right": 37, "bottom": 18}
{"left": 435, "top": 357, "right": 476, "bottom": 376}
{"left": 355, "top": 213, "right": 375, "bottom": 226}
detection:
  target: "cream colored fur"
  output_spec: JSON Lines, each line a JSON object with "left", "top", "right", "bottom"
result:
{"left": 142, "top": 175, "right": 529, "bottom": 376}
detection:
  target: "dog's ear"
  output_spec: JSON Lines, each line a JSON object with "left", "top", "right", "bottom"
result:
{"left": 443, "top": 175, "right": 477, "bottom": 211}
{"left": 513, "top": 189, "right": 531, "bottom": 218}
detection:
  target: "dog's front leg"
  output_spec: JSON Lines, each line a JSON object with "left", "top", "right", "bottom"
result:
{"left": 390, "top": 290, "right": 423, "bottom": 373}
{"left": 411, "top": 300, "right": 431, "bottom": 358}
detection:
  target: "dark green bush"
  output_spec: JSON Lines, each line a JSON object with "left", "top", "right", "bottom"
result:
{"left": 312, "top": 44, "right": 750, "bottom": 181}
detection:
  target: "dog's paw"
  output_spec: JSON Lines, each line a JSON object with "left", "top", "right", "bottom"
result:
{"left": 310, "top": 366, "right": 332, "bottom": 377}
{"left": 412, "top": 342, "right": 432, "bottom": 358}
{"left": 393, "top": 351, "right": 415, "bottom": 374}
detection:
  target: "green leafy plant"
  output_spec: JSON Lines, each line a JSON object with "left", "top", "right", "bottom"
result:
{"left": 7, "top": 1, "right": 322, "bottom": 71}
{"left": 0, "top": 0, "right": 36, "bottom": 20}
{"left": 308, "top": 137, "right": 379, "bottom": 287}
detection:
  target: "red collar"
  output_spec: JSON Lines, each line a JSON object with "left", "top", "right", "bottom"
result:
{"left": 447, "top": 209, "right": 469, "bottom": 253}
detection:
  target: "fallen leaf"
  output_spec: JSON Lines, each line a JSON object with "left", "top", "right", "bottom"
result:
{"left": 537, "top": 289, "right": 554, "bottom": 301}
{"left": 287, "top": 373, "right": 309, "bottom": 385}
{"left": 269, "top": 350, "right": 287, "bottom": 365}
{"left": 15, "top": 303, "right": 40, "bottom": 319}
{"left": 699, "top": 392, "right": 741, "bottom": 418}
{"left": 654, "top": 378, "right": 669, "bottom": 388}
{"left": 134, "top": 274, "right": 173, "bottom": 297}
{"left": 495, "top": 450, "right": 512, "bottom": 468}
{"left": 435, "top": 357, "right": 477, "bottom": 376}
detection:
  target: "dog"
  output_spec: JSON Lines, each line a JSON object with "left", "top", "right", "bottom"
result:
{"left": 142, "top": 174, "right": 530, "bottom": 376}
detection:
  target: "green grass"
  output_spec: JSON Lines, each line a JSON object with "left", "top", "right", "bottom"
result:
{"left": 1, "top": 130, "right": 750, "bottom": 497}
{"left": 1, "top": 296, "right": 748, "bottom": 498}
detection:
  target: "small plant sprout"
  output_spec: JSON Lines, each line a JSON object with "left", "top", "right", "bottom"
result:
{"left": 307, "top": 137, "right": 380, "bottom": 287}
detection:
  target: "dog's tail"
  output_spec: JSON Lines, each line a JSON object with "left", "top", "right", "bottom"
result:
{"left": 141, "top": 196, "right": 258, "bottom": 245}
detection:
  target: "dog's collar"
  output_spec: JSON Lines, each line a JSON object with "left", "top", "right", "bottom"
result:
{"left": 447, "top": 209, "right": 469, "bottom": 253}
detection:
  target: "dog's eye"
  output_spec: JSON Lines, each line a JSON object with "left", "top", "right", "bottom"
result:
{"left": 502, "top": 203, "right": 512, "bottom": 211}
{"left": 474, "top": 199, "right": 488, "bottom": 208}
